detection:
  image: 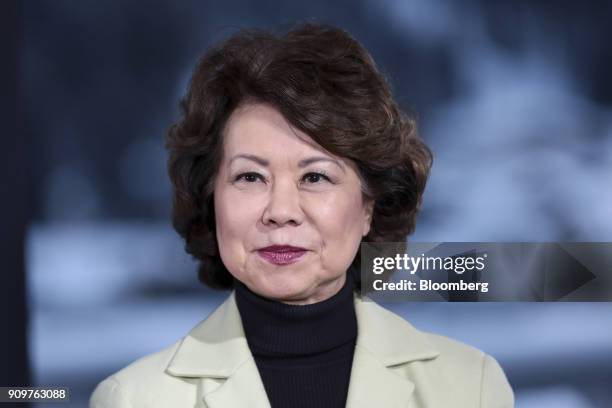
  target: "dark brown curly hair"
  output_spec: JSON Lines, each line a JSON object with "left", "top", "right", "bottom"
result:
{"left": 165, "top": 22, "right": 433, "bottom": 290}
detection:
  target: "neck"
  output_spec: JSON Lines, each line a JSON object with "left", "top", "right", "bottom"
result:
{"left": 234, "top": 275, "right": 357, "bottom": 356}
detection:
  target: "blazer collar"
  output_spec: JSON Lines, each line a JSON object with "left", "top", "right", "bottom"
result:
{"left": 353, "top": 293, "right": 440, "bottom": 365}
{"left": 165, "top": 291, "right": 440, "bottom": 408}
{"left": 165, "top": 291, "right": 249, "bottom": 378}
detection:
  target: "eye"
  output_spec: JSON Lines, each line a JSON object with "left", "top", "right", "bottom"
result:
{"left": 302, "top": 172, "right": 331, "bottom": 184}
{"left": 235, "top": 172, "right": 265, "bottom": 183}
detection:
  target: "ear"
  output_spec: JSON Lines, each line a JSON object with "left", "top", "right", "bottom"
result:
{"left": 362, "top": 199, "right": 374, "bottom": 237}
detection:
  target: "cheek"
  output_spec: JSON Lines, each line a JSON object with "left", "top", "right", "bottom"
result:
{"left": 308, "top": 191, "right": 367, "bottom": 262}
{"left": 214, "top": 189, "right": 261, "bottom": 259}
{"left": 311, "top": 191, "right": 366, "bottom": 233}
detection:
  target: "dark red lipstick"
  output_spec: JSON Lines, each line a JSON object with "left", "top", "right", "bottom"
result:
{"left": 257, "top": 245, "right": 307, "bottom": 265}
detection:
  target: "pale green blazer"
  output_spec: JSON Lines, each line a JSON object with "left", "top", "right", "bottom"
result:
{"left": 90, "top": 292, "right": 514, "bottom": 408}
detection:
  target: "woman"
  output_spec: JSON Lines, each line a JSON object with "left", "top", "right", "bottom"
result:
{"left": 91, "top": 23, "right": 514, "bottom": 408}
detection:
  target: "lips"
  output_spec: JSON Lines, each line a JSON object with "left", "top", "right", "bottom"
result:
{"left": 257, "top": 245, "right": 308, "bottom": 265}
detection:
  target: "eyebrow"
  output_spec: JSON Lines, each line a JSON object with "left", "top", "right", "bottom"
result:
{"left": 229, "top": 154, "right": 346, "bottom": 172}
{"left": 229, "top": 154, "right": 269, "bottom": 166}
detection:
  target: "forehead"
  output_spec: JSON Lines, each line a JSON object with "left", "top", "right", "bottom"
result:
{"left": 221, "top": 103, "right": 330, "bottom": 158}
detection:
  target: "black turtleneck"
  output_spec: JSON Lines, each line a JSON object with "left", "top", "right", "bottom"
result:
{"left": 234, "top": 276, "right": 358, "bottom": 408}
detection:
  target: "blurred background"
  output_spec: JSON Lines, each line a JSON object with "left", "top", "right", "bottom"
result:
{"left": 4, "top": 0, "right": 612, "bottom": 406}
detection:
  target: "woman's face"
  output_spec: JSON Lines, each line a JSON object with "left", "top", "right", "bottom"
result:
{"left": 213, "top": 103, "right": 373, "bottom": 305}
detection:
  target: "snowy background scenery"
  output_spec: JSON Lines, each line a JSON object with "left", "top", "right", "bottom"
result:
{"left": 14, "top": 0, "right": 612, "bottom": 407}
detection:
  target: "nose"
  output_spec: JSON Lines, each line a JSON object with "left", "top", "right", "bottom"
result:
{"left": 261, "top": 179, "right": 304, "bottom": 227}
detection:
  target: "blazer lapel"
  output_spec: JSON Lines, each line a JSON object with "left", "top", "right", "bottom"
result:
{"left": 346, "top": 294, "right": 440, "bottom": 408}
{"left": 164, "top": 292, "right": 271, "bottom": 408}
{"left": 201, "top": 357, "right": 270, "bottom": 408}
{"left": 345, "top": 344, "right": 415, "bottom": 407}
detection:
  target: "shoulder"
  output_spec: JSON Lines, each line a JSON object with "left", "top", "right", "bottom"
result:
{"left": 89, "top": 295, "right": 238, "bottom": 408}
{"left": 358, "top": 296, "right": 504, "bottom": 368}
{"left": 357, "top": 298, "right": 514, "bottom": 406}
{"left": 89, "top": 341, "right": 195, "bottom": 408}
